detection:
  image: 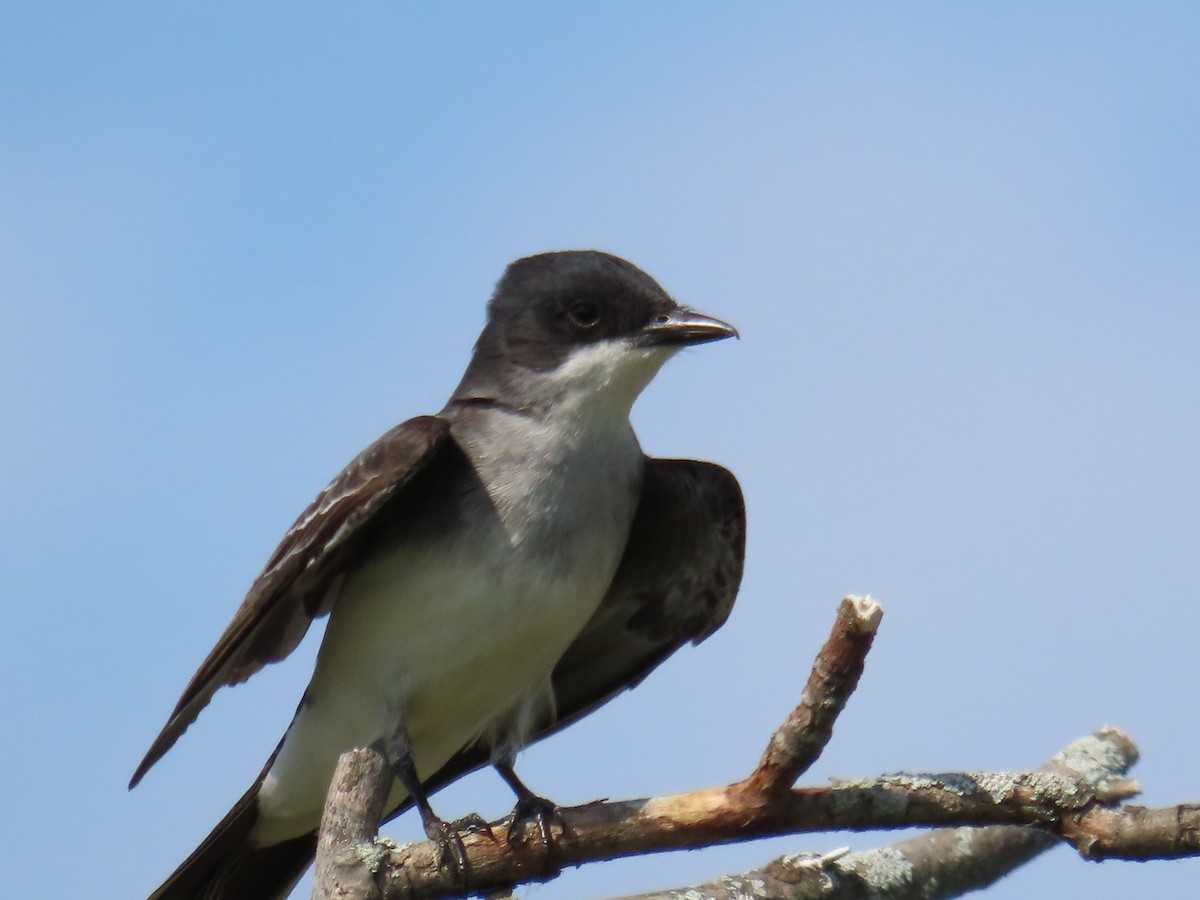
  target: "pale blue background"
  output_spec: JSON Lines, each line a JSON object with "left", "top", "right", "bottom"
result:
{"left": 3, "top": 4, "right": 1197, "bottom": 898}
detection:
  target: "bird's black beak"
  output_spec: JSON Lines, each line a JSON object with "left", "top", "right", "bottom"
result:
{"left": 639, "top": 309, "right": 739, "bottom": 347}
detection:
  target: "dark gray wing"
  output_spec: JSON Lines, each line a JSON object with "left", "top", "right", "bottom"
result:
{"left": 547, "top": 456, "right": 745, "bottom": 730}
{"left": 410, "top": 456, "right": 745, "bottom": 804}
{"left": 131, "top": 415, "right": 454, "bottom": 788}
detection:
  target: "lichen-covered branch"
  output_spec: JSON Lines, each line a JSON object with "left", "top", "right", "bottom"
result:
{"left": 373, "top": 728, "right": 1142, "bottom": 899}
{"left": 612, "top": 728, "right": 1136, "bottom": 900}
{"left": 309, "top": 598, "right": 1200, "bottom": 900}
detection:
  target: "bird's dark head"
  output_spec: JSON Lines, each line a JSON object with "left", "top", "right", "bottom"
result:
{"left": 452, "top": 251, "right": 736, "bottom": 417}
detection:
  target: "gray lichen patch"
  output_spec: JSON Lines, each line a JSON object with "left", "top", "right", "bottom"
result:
{"left": 354, "top": 838, "right": 394, "bottom": 873}
{"left": 1026, "top": 772, "right": 1086, "bottom": 805}
{"left": 714, "top": 874, "right": 771, "bottom": 898}
{"left": 954, "top": 827, "right": 981, "bottom": 858}
{"left": 928, "top": 773, "right": 982, "bottom": 796}
{"left": 970, "top": 772, "right": 1021, "bottom": 804}
{"left": 1053, "top": 732, "right": 1134, "bottom": 791}
{"left": 837, "top": 845, "right": 915, "bottom": 890}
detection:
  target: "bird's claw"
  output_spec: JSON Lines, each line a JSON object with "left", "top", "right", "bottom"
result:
{"left": 506, "top": 793, "right": 565, "bottom": 847}
{"left": 451, "top": 812, "right": 496, "bottom": 841}
{"left": 423, "top": 815, "right": 470, "bottom": 879}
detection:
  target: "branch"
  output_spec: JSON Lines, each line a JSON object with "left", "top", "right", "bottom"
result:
{"left": 748, "top": 594, "right": 882, "bottom": 794}
{"left": 1060, "top": 801, "right": 1200, "bottom": 860}
{"left": 612, "top": 727, "right": 1137, "bottom": 900}
{"left": 374, "top": 737, "right": 1144, "bottom": 898}
{"left": 310, "top": 596, "right": 1199, "bottom": 900}
{"left": 313, "top": 746, "right": 391, "bottom": 900}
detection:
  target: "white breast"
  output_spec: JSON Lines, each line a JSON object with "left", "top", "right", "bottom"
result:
{"left": 255, "top": 404, "right": 644, "bottom": 844}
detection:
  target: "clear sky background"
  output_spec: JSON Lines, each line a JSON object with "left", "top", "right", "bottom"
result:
{"left": 3, "top": 4, "right": 1197, "bottom": 898}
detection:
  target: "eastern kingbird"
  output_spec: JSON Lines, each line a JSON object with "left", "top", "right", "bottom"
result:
{"left": 134, "top": 250, "right": 745, "bottom": 900}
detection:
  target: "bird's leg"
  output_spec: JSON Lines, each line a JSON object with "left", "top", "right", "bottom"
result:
{"left": 378, "top": 723, "right": 470, "bottom": 878}
{"left": 494, "top": 759, "right": 566, "bottom": 846}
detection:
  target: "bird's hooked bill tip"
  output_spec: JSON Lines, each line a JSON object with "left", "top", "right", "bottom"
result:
{"left": 641, "top": 310, "right": 739, "bottom": 347}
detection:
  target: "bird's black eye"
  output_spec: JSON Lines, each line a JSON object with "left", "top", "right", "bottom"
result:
{"left": 566, "top": 300, "right": 601, "bottom": 329}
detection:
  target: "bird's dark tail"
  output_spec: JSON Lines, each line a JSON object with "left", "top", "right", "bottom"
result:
{"left": 147, "top": 779, "right": 316, "bottom": 900}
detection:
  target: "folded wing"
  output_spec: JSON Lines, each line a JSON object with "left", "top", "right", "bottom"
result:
{"left": 415, "top": 456, "right": 746, "bottom": 797}
{"left": 131, "top": 415, "right": 454, "bottom": 788}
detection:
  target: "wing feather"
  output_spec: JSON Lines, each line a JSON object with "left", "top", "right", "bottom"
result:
{"left": 131, "top": 415, "right": 453, "bottom": 788}
{"left": 549, "top": 457, "right": 746, "bottom": 728}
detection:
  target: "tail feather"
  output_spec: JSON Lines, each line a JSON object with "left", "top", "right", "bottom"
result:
{"left": 147, "top": 737, "right": 486, "bottom": 899}
{"left": 147, "top": 782, "right": 314, "bottom": 900}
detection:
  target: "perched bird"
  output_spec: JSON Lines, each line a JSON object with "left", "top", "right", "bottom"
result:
{"left": 134, "top": 250, "right": 745, "bottom": 899}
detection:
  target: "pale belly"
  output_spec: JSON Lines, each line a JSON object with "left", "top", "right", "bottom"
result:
{"left": 253, "top": 513, "right": 625, "bottom": 844}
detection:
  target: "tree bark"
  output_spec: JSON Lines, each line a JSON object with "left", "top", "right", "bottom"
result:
{"left": 309, "top": 596, "right": 1198, "bottom": 900}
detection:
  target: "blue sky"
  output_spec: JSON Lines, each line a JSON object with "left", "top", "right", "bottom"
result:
{"left": 3, "top": 4, "right": 1197, "bottom": 898}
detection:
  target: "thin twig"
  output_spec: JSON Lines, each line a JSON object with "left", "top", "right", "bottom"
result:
{"left": 747, "top": 594, "right": 882, "bottom": 795}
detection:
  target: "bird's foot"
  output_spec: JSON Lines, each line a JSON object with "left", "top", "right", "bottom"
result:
{"left": 421, "top": 813, "right": 471, "bottom": 879}
{"left": 506, "top": 792, "right": 565, "bottom": 847}
{"left": 451, "top": 811, "right": 496, "bottom": 841}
